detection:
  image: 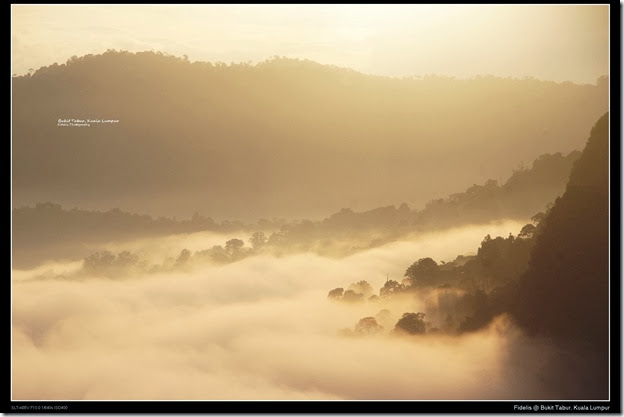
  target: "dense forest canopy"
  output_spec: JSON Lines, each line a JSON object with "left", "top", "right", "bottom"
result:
{"left": 512, "top": 113, "right": 609, "bottom": 397}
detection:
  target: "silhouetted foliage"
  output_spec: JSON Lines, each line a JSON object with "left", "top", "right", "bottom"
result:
{"left": 327, "top": 279, "right": 376, "bottom": 303}
{"left": 249, "top": 231, "right": 267, "bottom": 251}
{"left": 225, "top": 238, "right": 244, "bottom": 252}
{"left": 511, "top": 113, "right": 609, "bottom": 397}
{"left": 380, "top": 280, "right": 405, "bottom": 298}
{"left": 383, "top": 114, "right": 610, "bottom": 397}
{"left": 328, "top": 288, "right": 344, "bottom": 300}
{"left": 13, "top": 144, "right": 581, "bottom": 269}
{"left": 11, "top": 203, "right": 250, "bottom": 268}
{"left": 518, "top": 223, "right": 536, "bottom": 239}
{"left": 394, "top": 312, "right": 427, "bottom": 335}
{"left": 82, "top": 250, "right": 141, "bottom": 277}
{"left": 174, "top": 249, "right": 192, "bottom": 268}
{"left": 405, "top": 257, "right": 440, "bottom": 286}
{"left": 456, "top": 290, "right": 491, "bottom": 332}
{"left": 347, "top": 280, "right": 374, "bottom": 298}
{"left": 341, "top": 290, "right": 362, "bottom": 302}
{"left": 354, "top": 317, "right": 384, "bottom": 335}
{"left": 252, "top": 149, "right": 580, "bottom": 258}
{"left": 375, "top": 309, "right": 392, "bottom": 326}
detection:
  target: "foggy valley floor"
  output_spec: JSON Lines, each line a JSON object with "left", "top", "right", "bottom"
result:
{"left": 10, "top": 85, "right": 610, "bottom": 401}
{"left": 11, "top": 115, "right": 610, "bottom": 399}
{"left": 11, "top": 220, "right": 601, "bottom": 400}
{"left": 9, "top": 5, "right": 611, "bottom": 406}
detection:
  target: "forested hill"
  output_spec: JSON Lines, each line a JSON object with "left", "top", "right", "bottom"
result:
{"left": 13, "top": 148, "right": 579, "bottom": 269}
{"left": 12, "top": 50, "right": 608, "bottom": 221}
{"left": 270, "top": 149, "right": 580, "bottom": 243}
{"left": 338, "top": 113, "right": 611, "bottom": 398}
{"left": 512, "top": 113, "right": 609, "bottom": 398}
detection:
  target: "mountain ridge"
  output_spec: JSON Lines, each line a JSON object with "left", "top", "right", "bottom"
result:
{"left": 12, "top": 148, "right": 580, "bottom": 269}
{"left": 12, "top": 50, "right": 608, "bottom": 220}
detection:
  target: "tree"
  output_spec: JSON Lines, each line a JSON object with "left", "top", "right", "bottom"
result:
{"left": 405, "top": 257, "right": 440, "bottom": 286}
{"left": 225, "top": 238, "right": 244, "bottom": 254}
{"left": 518, "top": 223, "right": 536, "bottom": 239}
{"left": 342, "top": 289, "right": 364, "bottom": 302}
{"left": 175, "top": 248, "right": 191, "bottom": 267}
{"left": 249, "top": 231, "right": 267, "bottom": 251}
{"left": 209, "top": 245, "right": 230, "bottom": 263}
{"left": 348, "top": 280, "right": 374, "bottom": 297}
{"left": 267, "top": 232, "right": 285, "bottom": 246}
{"left": 380, "top": 279, "right": 404, "bottom": 298}
{"left": 375, "top": 309, "right": 392, "bottom": 327}
{"left": 82, "top": 250, "right": 140, "bottom": 276}
{"left": 394, "top": 312, "right": 427, "bottom": 335}
{"left": 328, "top": 287, "right": 344, "bottom": 300}
{"left": 116, "top": 251, "right": 139, "bottom": 267}
{"left": 354, "top": 317, "right": 384, "bottom": 335}
{"left": 83, "top": 250, "right": 115, "bottom": 273}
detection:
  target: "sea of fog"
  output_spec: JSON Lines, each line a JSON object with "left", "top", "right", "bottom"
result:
{"left": 12, "top": 220, "right": 572, "bottom": 400}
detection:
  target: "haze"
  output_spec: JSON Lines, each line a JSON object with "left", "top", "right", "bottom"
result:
{"left": 14, "top": 221, "right": 566, "bottom": 400}
{"left": 10, "top": 3, "right": 611, "bottom": 405}
{"left": 11, "top": 4, "right": 608, "bottom": 84}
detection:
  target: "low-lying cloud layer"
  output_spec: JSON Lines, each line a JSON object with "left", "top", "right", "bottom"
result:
{"left": 12, "top": 221, "right": 574, "bottom": 400}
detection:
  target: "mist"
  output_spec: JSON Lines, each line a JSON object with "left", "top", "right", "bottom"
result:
{"left": 10, "top": 5, "right": 612, "bottom": 406}
{"left": 11, "top": 50, "right": 607, "bottom": 221}
{"left": 13, "top": 221, "right": 578, "bottom": 400}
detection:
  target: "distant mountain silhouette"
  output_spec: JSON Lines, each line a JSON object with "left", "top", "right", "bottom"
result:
{"left": 12, "top": 148, "right": 578, "bottom": 269}
{"left": 12, "top": 203, "right": 249, "bottom": 269}
{"left": 12, "top": 50, "right": 608, "bottom": 220}
{"left": 268, "top": 149, "right": 579, "bottom": 247}
{"left": 411, "top": 150, "right": 581, "bottom": 229}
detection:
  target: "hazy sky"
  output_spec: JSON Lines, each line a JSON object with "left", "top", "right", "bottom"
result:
{"left": 11, "top": 4, "right": 608, "bottom": 84}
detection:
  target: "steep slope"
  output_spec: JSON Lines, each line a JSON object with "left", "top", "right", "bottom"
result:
{"left": 512, "top": 112, "right": 609, "bottom": 398}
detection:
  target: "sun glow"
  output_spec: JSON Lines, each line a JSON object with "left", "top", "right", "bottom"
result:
{"left": 12, "top": 4, "right": 607, "bottom": 83}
